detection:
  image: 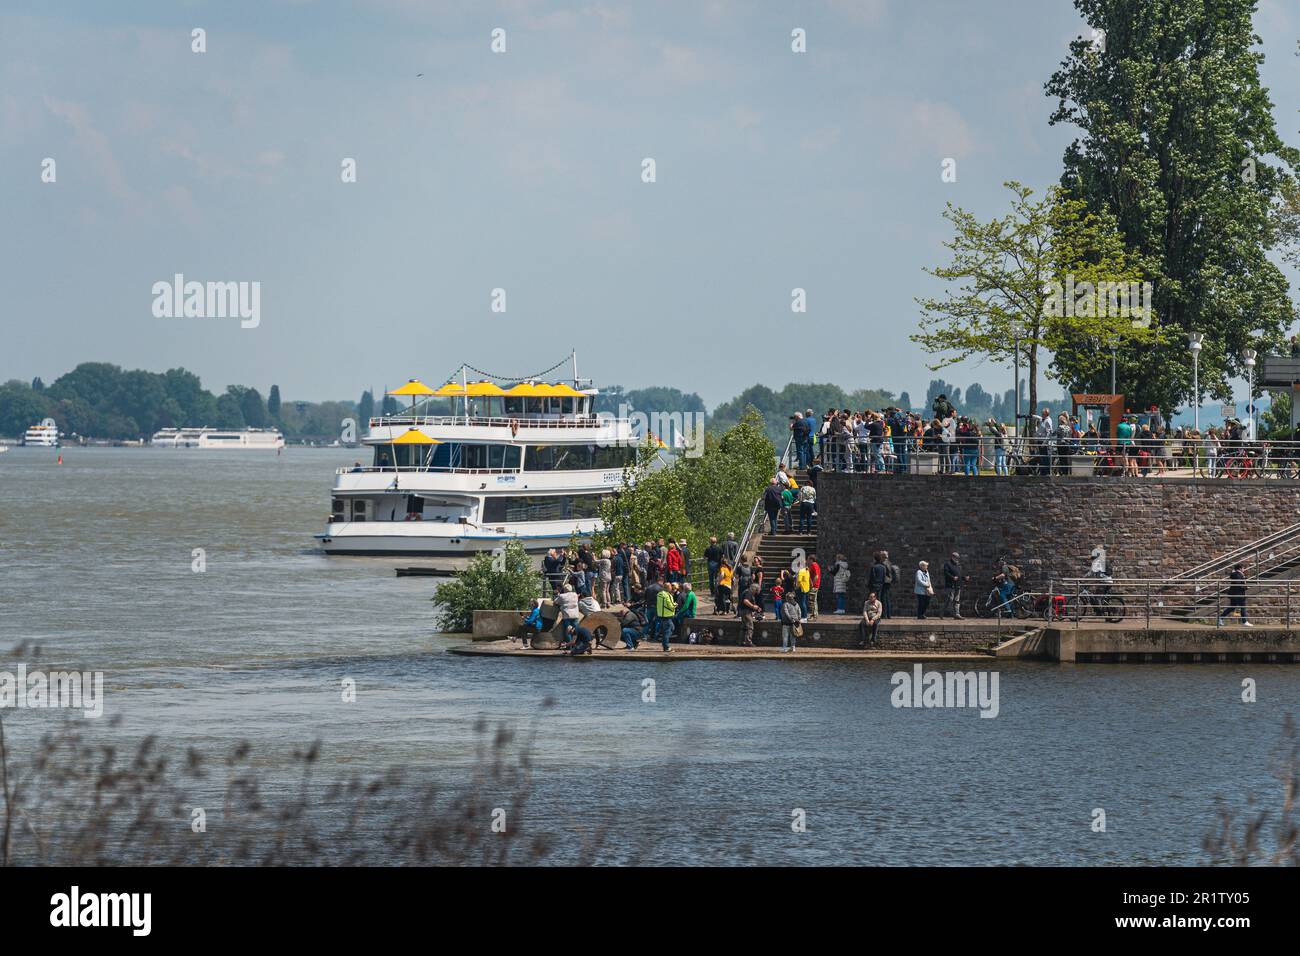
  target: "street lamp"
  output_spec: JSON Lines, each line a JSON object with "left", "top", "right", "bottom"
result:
{"left": 1110, "top": 339, "right": 1118, "bottom": 395}
{"left": 1188, "top": 333, "right": 1203, "bottom": 432}
{"left": 1243, "top": 349, "right": 1257, "bottom": 438}
{"left": 1012, "top": 326, "right": 1021, "bottom": 436}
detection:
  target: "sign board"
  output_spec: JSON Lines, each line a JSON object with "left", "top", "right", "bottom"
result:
{"left": 1220, "top": 404, "right": 1236, "bottom": 419}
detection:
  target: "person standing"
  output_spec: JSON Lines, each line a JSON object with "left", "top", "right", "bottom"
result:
{"left": 798, "top": 482, "right": 816, "bottom": 533}
{"left": 763, "top": 479, "right": 783, "bottom": 534}
{"left": 716, "top": 560, "right": 734, "bottom": 614}
{"left": 543, "top": 548, "right": 565, "bottom": 595}
{"left": 655, "top": 583, "right": 678, "bottom": 650}
{"left": 722, "top": 531, "right": 740, "bottom": 567}
{"left": 914, "top": 561, "right": 934, "bottom": 619}
{"left": 1219, "top": 562, "right": 1252, "bottom": 626}
{"left": 795, "top": 561, "right": 811, "bottom": 621}
{"left": 704, "top": 536, "right": 723, "bottom": 601}
{"left": 942, "top": 551, "right": 965, "bottom": 619}
{"left": 674, "top": 582, "right": 697, "bottom": 641}
{"left": 780, "top": 596, "right": 801, "bottom": 652}
{"left": 831, "top": 553, "right": 851, "bottom": 614}
{"left": 734, "top": 557, "right": 754, "bottom": 618}
{"left": 739, "top": 585, "right": 761, "bottom": 647}
{"left": 807, "top": 552, "right": 822, "bottom": 619}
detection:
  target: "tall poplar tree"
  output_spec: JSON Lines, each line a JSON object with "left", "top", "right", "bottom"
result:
{"left": 1046, "top": 0, "right": 1299, "bottom": 410}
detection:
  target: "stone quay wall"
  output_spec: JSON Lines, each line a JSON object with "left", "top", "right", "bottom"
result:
{"left": 815, "top": 474, "right": 1300, "bottom": 616}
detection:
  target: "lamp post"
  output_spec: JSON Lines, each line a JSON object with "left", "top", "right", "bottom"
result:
{"left": 1243, "top": 349, "right": 1257, "bottom": 438}
{"left": 1188, "top": 333, "right": 1203, "bottom": 432}
{"left": 1013, "top": 329, "right": 1021, "bottom": 436}
{"left": 1110, "top": 340, "right": 1118, "bottom": 395}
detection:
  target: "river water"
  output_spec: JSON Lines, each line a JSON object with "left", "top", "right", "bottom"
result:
{"left": 1, "top": 447, "right": 1295, "bottom": 865}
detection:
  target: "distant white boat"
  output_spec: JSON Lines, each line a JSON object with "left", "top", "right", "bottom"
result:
{"left": 152, "top": 427, "right": 284, "bottom": 450}
{"left": 23, "top": 418, "right": 60, "bottom": 447}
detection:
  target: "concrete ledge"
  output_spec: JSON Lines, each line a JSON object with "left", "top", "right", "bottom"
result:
{"left": 472, "top": 609, "right": 526, "bottom": 640}
{"left": 448, "top": 640, "right": 995, "bottom": 662}
{"left": 1043, "top": 623, "right": 1300, "bottom": 662}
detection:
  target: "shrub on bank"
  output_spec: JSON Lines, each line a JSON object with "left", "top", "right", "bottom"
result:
{"left": 432, "top": 539, "right": 541, "bottom": 633}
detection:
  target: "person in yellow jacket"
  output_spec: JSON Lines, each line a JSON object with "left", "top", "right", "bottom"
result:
{"left": 795, "top": 564, "right": 811, "bottom": 622}
{"left": 716, "top": 561, "right": 734, "bottom": 614}
{"left": 656, "top": 584, "right": 678, "bottom": 651}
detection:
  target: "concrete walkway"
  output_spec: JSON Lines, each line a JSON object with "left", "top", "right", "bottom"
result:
{"left": 448, "top": 640, "right": 994, "bottom": 661}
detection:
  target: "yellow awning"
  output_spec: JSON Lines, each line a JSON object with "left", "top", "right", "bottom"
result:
{"left": 504, "top": 382, "right": 584, "bottom": 397}
{"left": 390, "top": 428, "right": 442, "bottom": 445}
{"left": 388, "top": 379, "right": 436, "bottom": 397}
{"left": 434, "top": 380, "right": 505, "bottom": 397}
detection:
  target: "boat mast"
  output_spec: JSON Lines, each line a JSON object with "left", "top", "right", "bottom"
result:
{"left": 571, "top": 349, "right": 578, "bottom": 388}
{"left": 461, "top": 364, "right": 469, "bottom": 424}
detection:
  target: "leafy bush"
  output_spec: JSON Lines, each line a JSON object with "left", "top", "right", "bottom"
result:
{"left": 431, "top": 539, "right": 541, "bottom": 633}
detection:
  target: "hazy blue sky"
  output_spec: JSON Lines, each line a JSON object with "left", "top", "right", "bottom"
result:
{"left": 3, "top": 0, "right": 1297, "bottom": 408}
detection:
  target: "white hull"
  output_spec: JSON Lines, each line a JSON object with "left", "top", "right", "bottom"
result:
{"left": 23, "top": 419, "right": 60, "bottom": 447}
{"left": 153, "top": 428, "right": 284, "bottom": 449}
{"left": 316, "top": 521, "right": 595, "bottom": 557}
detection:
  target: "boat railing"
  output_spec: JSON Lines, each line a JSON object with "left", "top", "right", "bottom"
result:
{"left": 335, "top": 465, "right": 522, "bottom": 476}
{"left": 367, "top": 415, "right": 627, "bottom": 430}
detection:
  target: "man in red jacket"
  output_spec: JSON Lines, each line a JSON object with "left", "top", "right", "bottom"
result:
{"left": 807, "top": 552, "right": 822, "bottom": 619}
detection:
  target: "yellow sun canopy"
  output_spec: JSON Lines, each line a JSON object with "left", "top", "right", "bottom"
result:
{"left": 387, "top": 379, "right": 436, "bottom": 397}
{"left": 390, "top": 428, "right": 441, "bottom": 445}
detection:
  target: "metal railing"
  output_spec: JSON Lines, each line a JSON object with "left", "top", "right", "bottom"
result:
{"left": 814, "top": 435, "right": 1300, "bottom": 479}
{"left": 1177, "top": 523, "right": 1300, "bottom": 583}
{"left": 1029, "top": 575, "right": 1300, "bottom": 629}
{"left": 737, "top": 435, "right": 795, "bottom": 560}
{"left": 368, "top": 415, "right": 614, "bottom": 430}
{"left": 335, "top": 465, "right": 521, "bottom": 475}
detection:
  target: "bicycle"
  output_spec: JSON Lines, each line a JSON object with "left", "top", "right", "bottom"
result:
{"left": 1065, "top": 573, "right": 1126, "bottom": 623}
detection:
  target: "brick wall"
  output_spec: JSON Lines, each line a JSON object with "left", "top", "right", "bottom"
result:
{"left": 815, "top": 474, "right": 1300, "bottom": 615}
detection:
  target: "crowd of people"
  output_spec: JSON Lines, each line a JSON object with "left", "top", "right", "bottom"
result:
{"left": 787, "top": 395, "right": 1295, "bottom": 478}
{"left": 532, "top": 539, "right": 710, "bottom": 653}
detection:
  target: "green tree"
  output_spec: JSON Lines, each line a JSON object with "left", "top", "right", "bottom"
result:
{"left": 267, "top": 384, "right": 281, "bottom": 419}
{"left": 1047, "top": 0, "right": 1300, "bottom": 411}
{"left": 0, "top": 381, "right": 53, "bottom": 437}
{"left": 357, "top": 389, "right": 375, "bottom": 426}
{"left": 214, "top": 393, "right": 245, "bottom": 429}
{"left": 913, "top": 181, "right": 1155, "bottom": 419}
{"left": 431, "top": 540, "right": 541, "bottom": 632}
{"left": 595, "top": 410, "right": 775, "bottom": 559}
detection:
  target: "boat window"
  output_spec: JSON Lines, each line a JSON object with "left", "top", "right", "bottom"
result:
{"left": 482, "top": 493, "right": 606, "bottom": 524}
{"left": 503, "top": 446, "right": 521, "bottom": 469}
{"left": 526, "top": 397, "right": 544, "bottom": 415}
{"left": 373, "top": 444, "right": 394, "bottom": 468}
{"left": 525, "top": 444, "right": 636, "bottom": 471}
{"left": 560, "top": 397, "right": 574, "bottom": 414}
{"left": 504, "top": 397, "right": 524, "bottom": 414}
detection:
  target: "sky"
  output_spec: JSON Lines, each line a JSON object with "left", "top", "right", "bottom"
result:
{"left": 2, "top": 0, "right": 1298, "bottom": 409}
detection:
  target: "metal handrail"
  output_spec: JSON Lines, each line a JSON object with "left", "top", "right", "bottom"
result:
{"left": 1177, "top": 522, "right": 1300, "bottom": 581}
{"left": 1047, "top": 575, "right": 1299, "bottom": 629}
{"left": 336, "top": 465, "right": 523, "bottom": 475}
{"left": 737, "top": 435, "right": 794, "bottom": 560}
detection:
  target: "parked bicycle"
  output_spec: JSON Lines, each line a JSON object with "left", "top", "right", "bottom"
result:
{"left": 1065, "top": 570, "right": 1126, "bottom": 622}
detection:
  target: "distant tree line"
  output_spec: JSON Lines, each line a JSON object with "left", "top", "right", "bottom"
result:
{"left": 0, "top": 362, "right": 361, "bottom": 441}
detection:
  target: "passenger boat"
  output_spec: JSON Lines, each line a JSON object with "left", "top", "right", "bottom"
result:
{"left": 151, "top": 427, "right": 285, "bottom": 449}
{"left": 316, "top": 354, "right": 638, "bottom": 559}
{"left": 23, "top": 418, "right": 60, "bottom": 447}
